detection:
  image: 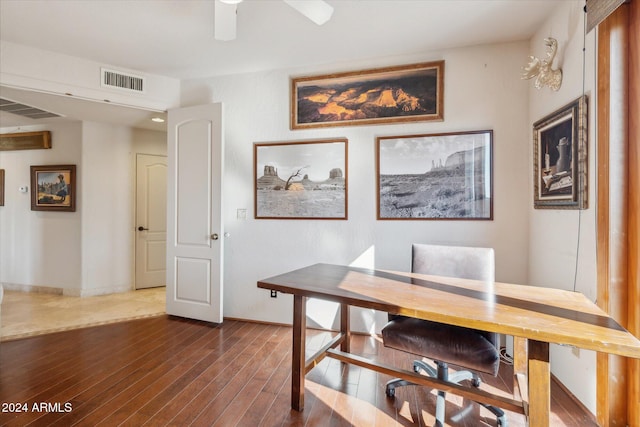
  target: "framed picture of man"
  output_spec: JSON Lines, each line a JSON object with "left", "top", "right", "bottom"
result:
{"left": 30, "top": 164, "right": 76, "bottom": 212}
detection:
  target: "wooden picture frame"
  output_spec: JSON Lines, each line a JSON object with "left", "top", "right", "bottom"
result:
{"left": 291, "top": 61, "right": 444, "bottom": 129}
{"left": 377, "top": 130, "right": 493, "bottom": 220}
{"left": 254, "top": 138, "right": 348, "bottom": 219}
{"left": 30, "top": 164, "right": 76, "bottom": 212}
{"left": 0, "top": 131, "right": 51, "bottom": 151}
{"left": 533, "top": 96, "right": 588, "bottom": 209}
{"left": 0, "top": 169, "right": 4, "bottom": 206}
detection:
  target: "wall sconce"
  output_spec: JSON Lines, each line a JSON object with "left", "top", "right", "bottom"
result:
{"left": 521, "top": 37, "right": 563, "bottom": 91}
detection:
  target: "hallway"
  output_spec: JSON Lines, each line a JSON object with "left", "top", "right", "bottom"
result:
{"left": 0, "top": 287, "right": 165, "bottom": 342}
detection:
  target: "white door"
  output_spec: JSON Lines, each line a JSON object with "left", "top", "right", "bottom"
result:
{"left": 135, "top": 154, "right": 167, "bottom": 289}
{"left": 166, "top": 103, "right": 224, "bottom": 323}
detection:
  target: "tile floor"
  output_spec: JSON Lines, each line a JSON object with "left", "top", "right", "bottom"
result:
{"left": 0, "top": 287, "right": 166, "bottom": 342}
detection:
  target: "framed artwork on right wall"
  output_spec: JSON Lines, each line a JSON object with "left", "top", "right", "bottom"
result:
{"left": 533, "top": 95, "right": 588, "bottom": 209}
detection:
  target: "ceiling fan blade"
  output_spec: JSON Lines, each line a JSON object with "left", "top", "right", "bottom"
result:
{"left": 283, "top": 0, "right": 334, "bottom": 26}
{"left": 214, "top": 0, "right": 238, "bottom": 41}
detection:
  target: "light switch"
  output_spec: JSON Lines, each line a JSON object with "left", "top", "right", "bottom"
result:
{"left": 237, "top": 208, "right": 247, "bottom": 220}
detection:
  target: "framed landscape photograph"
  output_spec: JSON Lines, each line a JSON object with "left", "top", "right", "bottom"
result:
{"left": 533, "top": 95, "right": 588, "bottom": 209}
{"left": 254, "top": 139, "right": 347, "bottom": 219}
{"left": 30, "top": 164, "right": 76, "bottom": 212}
{"left": 291, "top": 61, "right": 444, "bottom": 129}
{"left": 377, "top": 130, "right": 493, "bottom": 220}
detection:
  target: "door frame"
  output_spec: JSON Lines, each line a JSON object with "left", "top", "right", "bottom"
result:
{"left": 134, "top": 152, "right": 168, "bottom": 290}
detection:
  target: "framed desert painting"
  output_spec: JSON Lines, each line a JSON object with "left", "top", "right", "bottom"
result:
{"left": 30, "top": 164, "right": 76, "bottom": 212}
{"left": 377, "top": 130, "right": 493, "bottom": 220}
{"left": 533, "top": 95, "right": 588, "bottom": 209}
{"left": 254, "top": 138, "right": 347, "bottom": 219}
{"left": 291, "top": 61, "right": 444, "bottom": 129}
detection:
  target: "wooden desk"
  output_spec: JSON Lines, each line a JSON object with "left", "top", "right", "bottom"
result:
{"left": 257, "top": 263, "right": 640, "bottom": 427}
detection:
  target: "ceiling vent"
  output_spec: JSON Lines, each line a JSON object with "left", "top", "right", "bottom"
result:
{"left": 0, "top": 98, "right": 61, "bottom": 119}
{"left": 101, "top": 68, "right": 145, "bottom": 93}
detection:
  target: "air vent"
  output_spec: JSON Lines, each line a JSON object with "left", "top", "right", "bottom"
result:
{"left": 0, "top": 98, "right": 61, "bottom": 119}
{"left": 101, "top": 68, "right": 145, "bottom": 93}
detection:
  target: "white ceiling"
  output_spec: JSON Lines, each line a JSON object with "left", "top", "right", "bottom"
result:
{"left": 0, "top": 0, "right": 561, "bottom": 130}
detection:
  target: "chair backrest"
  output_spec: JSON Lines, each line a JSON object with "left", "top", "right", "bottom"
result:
{"left": 411, "top": 243, "right": 495, "bottom": 282}
{"left": 411, "top": 243, "right": 499, "bottom": 347}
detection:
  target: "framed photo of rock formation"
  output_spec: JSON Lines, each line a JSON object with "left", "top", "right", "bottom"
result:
{"left": 377, "top": 130, "right": 493, "bottom": 220}
{"left": 254, "top": 138, "right": 348, "bottom": 219}
{"left": 291, "top": 61, "right": 444, "bottom": 130}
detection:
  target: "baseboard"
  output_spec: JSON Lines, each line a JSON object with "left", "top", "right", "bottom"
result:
{"left": 65, "top": 285, "right": 134, "bottom": 297}
{"left": 0, "top": 282, "right": 134, "bottom": 297}
{"left": 551, "top": 373, "right": 597, "bottom": 424}
{"left": 0, "top": 282, "right": 63, "bottom": 295}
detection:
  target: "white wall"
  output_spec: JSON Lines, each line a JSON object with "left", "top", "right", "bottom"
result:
{"left": 0, "top": 41, "right": 181, "bottom": 112}
{"left": 0, "top": 121, "right": 166, "bottom": 296}
{"left": 79, "top": 123, "right": 167, "bottom": 296}
{"left": 182, "top": 40, "right": 531, "bottom": 332}
{"left": 527, "top": 1, "right": 597, "bottom": 412}
{"left": 0, "top": 122, "right": 83, "bottom": 293}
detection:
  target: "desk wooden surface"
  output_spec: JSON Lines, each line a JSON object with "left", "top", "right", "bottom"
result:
{"left": 258, "top": 263, "right": 640, "bottom": 359}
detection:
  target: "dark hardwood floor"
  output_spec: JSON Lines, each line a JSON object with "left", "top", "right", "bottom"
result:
{"left": 0, "top": 316, "right": 597, "bottom": 426}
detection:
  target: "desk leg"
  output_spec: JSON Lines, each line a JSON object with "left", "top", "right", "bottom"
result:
{"left": 292, "top": 295, "right": 306, "bottom": 411}
{"left": 528, "top": 340, "right": 550, "bottom": 427}
{"left": 513, "top": 336, "right": 528, "bottom": 401}
{"left": 340, "top": 303, "right": 350, "bottom": 353}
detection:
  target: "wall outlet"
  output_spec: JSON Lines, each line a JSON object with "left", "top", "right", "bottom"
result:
{"left": 270, "top": 290, "right": 277, "bottom": 298}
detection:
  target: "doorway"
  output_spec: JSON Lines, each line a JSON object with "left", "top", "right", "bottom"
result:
{"left": 135, "top": 153, "right": 168, "bottom": 289}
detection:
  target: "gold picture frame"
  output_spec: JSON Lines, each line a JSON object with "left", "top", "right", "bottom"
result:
{"left": 291, "top": 61, "right": 444, "bottom": 129}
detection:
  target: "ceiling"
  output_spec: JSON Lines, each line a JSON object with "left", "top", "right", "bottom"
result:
{"left": 0, "top": 0, "right": 561, "bottom": 131}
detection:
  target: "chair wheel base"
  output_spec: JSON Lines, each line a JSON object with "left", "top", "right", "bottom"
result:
{"left": 385, "top": 385, "right": 395, "bottom": 398}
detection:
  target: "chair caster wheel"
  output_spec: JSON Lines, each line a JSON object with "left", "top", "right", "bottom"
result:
{"left": 385, "top": 386, "right": 395, "bottom": 398}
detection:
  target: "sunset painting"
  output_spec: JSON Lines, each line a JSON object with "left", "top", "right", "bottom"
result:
{"left": 291, "top": 61, "right": 444, "bottom": 129}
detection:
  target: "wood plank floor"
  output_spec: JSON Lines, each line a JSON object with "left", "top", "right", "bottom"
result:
{"left": 0, "top": 315, "right": 597, "bottom": 427}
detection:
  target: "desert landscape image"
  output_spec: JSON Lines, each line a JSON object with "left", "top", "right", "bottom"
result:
{"left": 378, "top": 132, "right": 492, "bottom": 219}
{"left": 295, "top": 66, "right": 439, "bottom": 125}
{"left": 255, "top": 141, "right": 346, "bottom": 218}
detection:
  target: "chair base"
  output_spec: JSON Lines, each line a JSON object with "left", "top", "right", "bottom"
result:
{"left": 385, "top": 360, "right": 507, "bottom": 427}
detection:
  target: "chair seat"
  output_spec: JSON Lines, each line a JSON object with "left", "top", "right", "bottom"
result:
{"left": 382, "top": 317, "right": 500, "bottom": 376}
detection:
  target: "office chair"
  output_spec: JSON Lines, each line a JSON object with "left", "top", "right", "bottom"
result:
{"left": 381, "top": 243, "right": 507, "bottom": 427}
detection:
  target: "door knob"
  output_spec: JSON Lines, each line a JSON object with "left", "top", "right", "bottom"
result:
{"left": 211, "top": 233, "right": 219, "bottom": 240}
{"left": 138, "top": 226, "right": 149, "bottom": 231}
